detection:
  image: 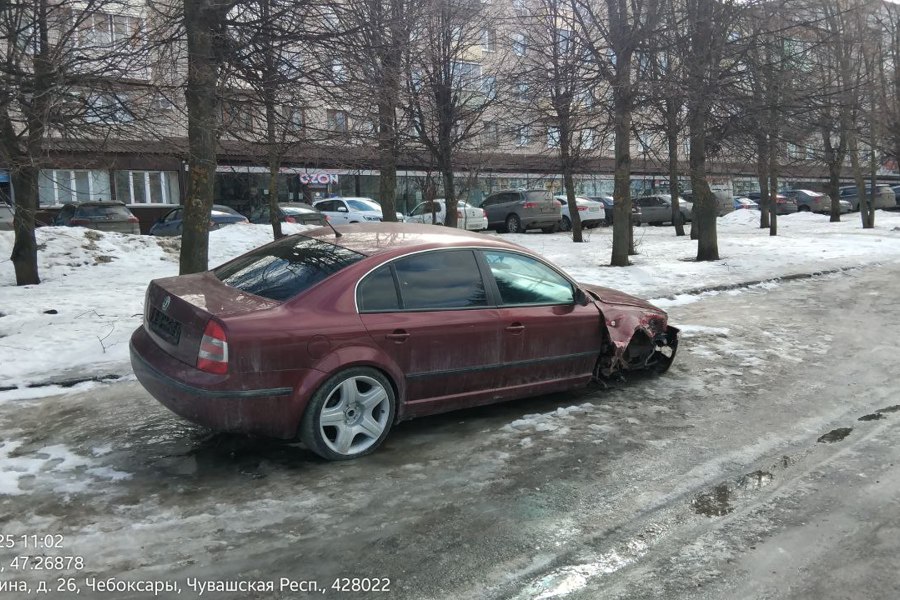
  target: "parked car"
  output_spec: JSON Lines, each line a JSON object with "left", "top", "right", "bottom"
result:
{"left": 405, "top": 199, "right": 488, "bottom": 231}
{"left": 54, "top": 201, "right": 140, "bottom": 234}
{"left": 838, "top": 185, "right": 896, "bottom": 211}
{"left": 313, "top": 197, "right": 403, "bottom": 224}
{"left": 682, "top": 190, "right": 734, "bottom": 216}
{"left": 553, "top": 196, "right": 605, "bottom": 231}
{"left": 746, "top": 192, "right": 798, "bottom": 214}
{"left": 891, "top": 185, "right": 900, "bottom": 207}
{"left": 780, "top": 189, "right": 850, "bottom": 214}
{"left": 130, "top": 223, "right": 678, "bottom": 460}
{"left": 633, "top": 195, "right": 692, "bottom": 225}
{"left": 733, "top": 196, "right": 759, "bottom": 210}
{"left": 0, "top": 203, "right": 13, "bottom": 231}
{"left": 474, "top": 189, "right": 561, "bottom": 233}
{"left": 150, "top": 205, "right": 249, "bottom": 236}
{"left": 250, "top": 202, "right": 327, "bottom": 226}
{"left": 586, "top": 196, "right": 642, "bottom": 226}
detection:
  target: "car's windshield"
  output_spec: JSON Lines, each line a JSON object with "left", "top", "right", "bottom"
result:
{"left": 347, "top": 199, "right": 381, "bottom": 212}
{"left": 213, "top": 236, "right": 364, "bottom": 301}
{"left": 76, "top": 205, "right": 133, "bottom": 219}
{"left": 525, "top": 190, "right": 551, "bottom": 202}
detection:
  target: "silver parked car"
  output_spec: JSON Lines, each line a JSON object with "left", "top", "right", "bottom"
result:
{"left": 839, "top": 185, "right": 896, "bottom": 211}
{"left": 475, "top": 189, "right": 561, "bottom": 233}
{"left": 781, "top": 189, "right": 850, "bottom": 214}
{"left": 633, "top": 195, "right": 692, "bottom": 225}
{"left": 0, "top": 203, "right": 13, "bottom": 231}
{"left": 54, "top": 201, "right": 140, "bottom": 234}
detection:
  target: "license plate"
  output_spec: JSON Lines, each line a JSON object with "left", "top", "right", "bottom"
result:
{"left": 149, "top": 307, "right": 182, "bottom": 345}
{"left": 540, "top": 207, "right": 555, "bottom": 213}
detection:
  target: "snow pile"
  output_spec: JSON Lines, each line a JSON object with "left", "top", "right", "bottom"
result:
{"left": 1, "top": 212, "right": 900, "bottom": 389}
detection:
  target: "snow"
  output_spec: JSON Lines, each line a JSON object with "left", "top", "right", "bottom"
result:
{"left": 1, "top": 211, "right": 900, "bottom": 389}
{"left": 0, "top": 439, "right": 130, "bottom": 496}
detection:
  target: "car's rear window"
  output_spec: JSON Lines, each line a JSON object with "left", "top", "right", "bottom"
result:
{"left": 526, "top": 190, "right": 551, "bottom": 203}
{"left": 76, "top": 205, "right": 133, "bottom": 219}
{"left": 213, "top": 236, "right": 364, "bottom": 301}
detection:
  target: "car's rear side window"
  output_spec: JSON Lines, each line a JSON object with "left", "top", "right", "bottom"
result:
{"left": 358, "top": 265, "right": 400, "bottom": 312}
{"left": 214, "top": 235, "right": 364, "bottom": 301}
{"left": 393, "top": 250, "right": 487, "bottom": 310}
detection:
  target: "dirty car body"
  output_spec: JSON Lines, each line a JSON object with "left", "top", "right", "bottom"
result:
{"left": 130, "top": 223, "right": 678, "bottom": 460}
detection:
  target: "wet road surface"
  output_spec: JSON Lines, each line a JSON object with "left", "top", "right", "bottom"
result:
{"left": 1, "top": 263, "right": 898, "bottom": 599}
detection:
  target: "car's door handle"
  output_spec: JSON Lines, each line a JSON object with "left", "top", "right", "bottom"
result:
{"left": 385, "top": 330, "right": 410, "bottom": 343}
{"left": 505, "top": 323, "right": 525, "bottom": 333}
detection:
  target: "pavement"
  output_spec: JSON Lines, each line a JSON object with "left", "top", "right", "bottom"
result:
{"left": 0, "top": 263, "right": 897, "bottom": 599}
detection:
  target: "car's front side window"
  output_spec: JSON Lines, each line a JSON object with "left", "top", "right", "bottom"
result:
{"left": 482, "top": 250, "right": 574, "bottom": 305}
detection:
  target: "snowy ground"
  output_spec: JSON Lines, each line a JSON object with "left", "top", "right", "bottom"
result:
{"left": 1, "top": 210, "right": 900, "bottom": 390}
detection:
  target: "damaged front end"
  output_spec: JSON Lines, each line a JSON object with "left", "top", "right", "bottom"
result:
{"left": 581, "top": 285, "right": 679, "bottom": 379}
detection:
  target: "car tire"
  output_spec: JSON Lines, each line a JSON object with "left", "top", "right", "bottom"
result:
{"left": 560, "top": 216, "right": 572, "bottom": 232}
{"left": 505, "top": 214, "right": 522, "bottom": 234}
{"left": 299, "top": 367, "right": 396, "bottom": 461}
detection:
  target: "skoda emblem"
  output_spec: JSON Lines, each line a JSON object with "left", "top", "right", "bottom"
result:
{"left": 161, "top": 296, "right": 171, "bottom": 313}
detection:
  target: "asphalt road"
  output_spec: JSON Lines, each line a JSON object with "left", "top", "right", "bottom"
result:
{"left": 0, "top": 262, "right": 898, "bottom": 599}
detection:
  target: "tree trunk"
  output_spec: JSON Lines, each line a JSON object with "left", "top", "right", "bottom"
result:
{"left": 667, "top": 130, "right": 685, "bottom": 237}
{"left": 689, "top": 120, "right": 718, "bottom": 261}
{"left": 560, "top": 128, "right": 583, "bottom": 242}
{"left": 267, "top": 154, "right": 283, "bottom": 239}
{"left": 826, "top": 146, "right": 842, "bottom": 223}
{"left": 377, "top": 48, "right": 401, "bottom": 222}
{"left": 848, "top": 128, "right": 869, "bottom": 229}
{"left": 756, "top": 132, "right": 770, "bottom": 229}
{"left": 610, "top": 51, "right": 633, "bottom": 266}
{"left": 768, "top": 125, "right": 778, "bottom": 237}
{"left": 441, "top": 162, "right": 456, "bottom": 229}
{"left": 10, "top": 166, "right": 40, "bottom": 285}
{"left": 180, "top": 0, "right": 221, "bottom": 275}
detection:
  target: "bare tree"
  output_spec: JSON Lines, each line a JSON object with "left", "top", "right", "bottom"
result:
{"left": 1, "top": 0, "right": 155, "bottom": 284}
{"left": 575, "top": 0, "right": 659, "bottom": 265}
{"left": 404, "top": 0, "right": 503, "bottom": 229}
{"left": 515, "top": 0, "right": 598, "bottom": 241}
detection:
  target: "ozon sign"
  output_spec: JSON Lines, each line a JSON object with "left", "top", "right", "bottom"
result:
{"left": 299, "top": 173, "right": 339, "bottom": 185}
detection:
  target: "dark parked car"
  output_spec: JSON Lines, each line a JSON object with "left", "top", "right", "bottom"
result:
{"left": 891, "top": 185, "right": 900, "bottom": 207}
{"left": 746, "top": 192, "right": 798, "bottom": 214}
{"left": 473, "top": 189, "right": 561, "bottom": 233}
{"left": 586, "top": 196, "right": 641, "bottom": 226}
{"left": 150, "top": 205, "right": 249, "bottom": 236}
{"left": 250, "top": 202, "right": 328, "bottom": 226}
{"left": 130, "top": 223, "right": 678, "bottom": 460}
{"left": 54, "top": 201, "right": 140, "bottom": 234}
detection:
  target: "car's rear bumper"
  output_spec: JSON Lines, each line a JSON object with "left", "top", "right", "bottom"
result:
{"left": 461, "top": 218, "right": 488, "bottom": 231}
{"left": 522, "top": 215, "right": 562, "bottom": 229}
{"left": 130, "top": 327, "right": 303, "bottom": 439}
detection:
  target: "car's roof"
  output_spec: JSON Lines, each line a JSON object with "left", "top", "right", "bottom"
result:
{"left": 304, "top": 222, "right": 526, "bottom": 258}
{"left": 64, "top": 201, "right": 127, "bottom": 207}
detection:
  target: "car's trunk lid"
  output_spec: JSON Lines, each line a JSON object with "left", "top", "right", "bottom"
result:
{"left": 144, "top": 273, "right": 279, "bottom": 367}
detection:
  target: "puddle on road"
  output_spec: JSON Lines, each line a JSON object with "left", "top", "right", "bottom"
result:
{"left": 817, "top": 427, "right": 853, "bottom": 443}
{"left": 692, "top": 469, "right": 776, "bottom": 517}
{"left": 858, "top": 413, "right": 884, "bottom": 422}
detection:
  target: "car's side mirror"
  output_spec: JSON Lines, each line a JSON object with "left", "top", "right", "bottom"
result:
{"left": 337, "top": 206, "right": 349, "bottom": 212}
{"left": 574, "top": 288, "right": 590, "bottom": 306}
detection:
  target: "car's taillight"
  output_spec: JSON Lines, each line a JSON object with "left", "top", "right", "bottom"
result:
{"left": 70, "top": 218, "right": 90, "bottom": 226}
{"left": 324, "top": 215, "right": 330, "bottom": 221}
{"left": 197, "top": 320, "right": 228, "bottom": 374}
{"left": 577, "top": 206, "right": 588, "bottom": 211}
{"left": 481, "top": 209, "right": 487, "bottom": 218}
{"left": 457, "top": 209, "right": 463, "bottom": 218}
{"left": 522, "top": 201, "right": 539, "bottom": 208}
{"left": 284, "top": 216, "right": 297, "bottom": 223}
{"left": 128, "top": 216, "right": 139, "bottom": 223}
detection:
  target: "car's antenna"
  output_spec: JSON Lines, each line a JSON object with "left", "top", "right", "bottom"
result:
{"left": 324, "top": 217, "right": 342, "bottom": 237}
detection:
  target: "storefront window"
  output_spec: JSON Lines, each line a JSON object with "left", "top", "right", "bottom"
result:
{"left": 37, "top": 170, "right": 111, "bottom": 206}
{"left": 115, "top": 171, "right": 179, "bottom": 204}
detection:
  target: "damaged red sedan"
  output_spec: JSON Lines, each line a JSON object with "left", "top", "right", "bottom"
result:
{"left": 130, "top": 223, "right": 678, "bottom": 460}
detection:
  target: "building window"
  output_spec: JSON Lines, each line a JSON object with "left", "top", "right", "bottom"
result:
{"left": 75, "top": 12, "right": 143, "bottom": 47}
{"left": 114, "top": 171, "right": 179, "bottom": 204}
{"left": 547, "top": 126, "right": 560, "bottom": 149}
{"left": 580, "top": 129, "right": 595, "bottom": 149}
{"left": 512, "top": 33, "right": 526, "bottom": 57}
{"left": 556, "top": 28, "right": 572, "bottom": 54}
{"left": 482, "top": 121, "right": 500, "bottom": 144}
{"left": 222, "top": 100, "right": 253, "bottom": 132}
{"left": 481, "top": 75, "right": 496, "bottom": 99}
{"left": 327, "top": 109, "right": 349, "bottom": 133}
{"left": 516, "top": 82, "right": 529, "bottom": 100}
{"left": 481, "top": 28, "right": 496, "bottom": 52}
{"left": 38, "top": 170, "right": 112, "bottom": 206}
{"left": 452, "top": 61, "right": 482, "bottom": 91}
{"left": 516, "top": 126, "right": 531, "bottom": 147}
{"left": 787, "top": 142, "right": 803, "bottom": 159}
